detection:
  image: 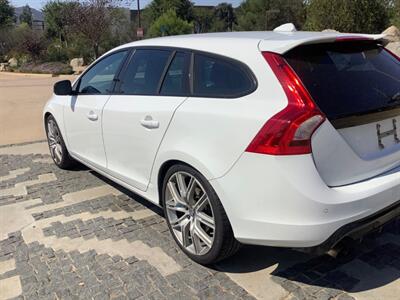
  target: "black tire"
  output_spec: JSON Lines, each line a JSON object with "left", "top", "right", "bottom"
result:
{"left": 45, "top": 115, "right": 76, "bottom": 169}
{"left": 162, "top": 164, "right": 240, "bottom": 265}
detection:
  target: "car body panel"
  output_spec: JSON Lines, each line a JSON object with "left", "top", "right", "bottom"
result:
{"left": 211, "top": 152, "right": 400, "bottom": 247}
{"left": 43, "top": 31, "right": 400, "bottom": 250}
{"left": 102, "top": 95, "right": 187, "bottom": 191}
{"left": 63, "top": 94, "right": 110, "bottom": 168}
{"left": 43, "top": 95, "right": 68, "bottom": 142}
{"left": 312, "top": 120, "right": 400, "bottom": 187}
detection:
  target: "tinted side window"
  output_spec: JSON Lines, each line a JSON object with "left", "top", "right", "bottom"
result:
{"left": 160, "top": 52, "right": 190, "bottom": 96}
{"left": 193, "top": 54, "right": 254, "bottom": 97}
{"left": 79, "top": 51, "right": 128, "bottom": 94}
{"left": 120, "top": 49, "right": 171, "bottom": 95}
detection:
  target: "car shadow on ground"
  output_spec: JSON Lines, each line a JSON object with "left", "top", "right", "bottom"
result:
{"left": 215, "top": 221, "right": 400, "bottom": 293}
{"left": 89, "top": 170, "right": 164, "bottom": 216}
{"left": 82, "top": 165, "right": 400, "bottom": 294}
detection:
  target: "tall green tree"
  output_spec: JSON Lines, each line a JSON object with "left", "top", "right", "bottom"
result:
{"left": 0, "top": 0, "right": 14, "bottom": 27}
{"left": 193, "top": 6, "right": 214, "bottom": 33}
{"left": 19, "top": 5, "right": 33, "bottom": 27}
{"left": 145, "top": 0, "right": 194, "bottom": 23}
{"left": 392, "top": 0, "right": 400, "bottom": 27}
{"left": 305, "top": 0, "right": 389, "bottom": 33}
{"left": 43, "top": 1, "right": 76, "bottom": 43}
{"left": 236, "top": 0, "right": 306, "bottom": 31}
{"left": 214, "top": 3, "right": 237, "bottom": 31}
{"left": 148, "top": 9, "right": 192, "bottom": 37}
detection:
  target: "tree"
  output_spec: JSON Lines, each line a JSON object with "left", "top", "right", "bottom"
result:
{"left": 68, "top": 0, "right": 119, "bottom": 58}
{"left": 148, "top": 9, "right": 192, "bottom": 37}
{"left": 236, "top": 0, "right": 306, "bottom": 31}
{"left": 102, "top": 8, "right": 134, "bottom": 49}
{"left": 0, "top": 0, "right": 14, "bottom": 28}
{"left": 43, "top": 1, "right": 77, "bottom": 43}
{"left": 4, "top": 23, "right": 46, "bottom": 60}
{"left": 145, "top": 0, "right": 194, "bottom": 23}
{"left": 305, "top": 0, "right": 389, "bottom": 33}
{"left": 214, "top": 3, "right": 237, "bottom": 31}
{"left": 19, "top": 5, "right": 33, "bottom": 28}
{"left": 392, "top": 0, "right": 400, "bottom": 27}
{"left": 193, "top": 6, "right": 214, "bottom": 33}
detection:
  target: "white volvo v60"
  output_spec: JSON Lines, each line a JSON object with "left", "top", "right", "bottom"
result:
{"left": 43, "top": 30, "right": 400, "bottom": 264}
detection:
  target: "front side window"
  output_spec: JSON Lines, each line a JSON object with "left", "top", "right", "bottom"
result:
{"left": 160, "top": 52, "right": 190, "bottom": 96}
{"left": 119, "top": 49, "right": 172, "bottom": 95}
{"left": 78, "top": 50, "right": 128, "bottom": 94}
{"left": 193, "top": 53, "right": 255, "bottom": 98}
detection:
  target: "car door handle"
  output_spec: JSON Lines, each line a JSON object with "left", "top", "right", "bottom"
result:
{"left": 87, "top": 111, "right": 98, "bottom": 121}
{"left": 140, "top": 116, "right": 159, "bottom": 129}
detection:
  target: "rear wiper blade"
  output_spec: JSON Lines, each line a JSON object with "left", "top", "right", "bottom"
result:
{"left": 389, "top": 91, "right": 400, "bottom": 103}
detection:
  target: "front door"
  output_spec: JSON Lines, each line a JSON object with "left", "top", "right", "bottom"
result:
{"left": 103, "top": 49, "right": 191, "bottom": 191}
{"left": 64, "top": 50, "right": 129, "bottom": 169}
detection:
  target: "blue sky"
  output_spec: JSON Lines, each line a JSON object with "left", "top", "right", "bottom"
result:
{"left": 11, "top": 0, "right": 243, "bottom": 10}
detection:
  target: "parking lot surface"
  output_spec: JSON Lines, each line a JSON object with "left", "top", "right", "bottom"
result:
{"left": 0, "top": 73, "right": 76, "bottom": 146}
{"left": 0, "top": 141, "right": 399, "bottom": 300}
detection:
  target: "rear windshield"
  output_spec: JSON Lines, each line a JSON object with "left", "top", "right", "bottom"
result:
{"left": 285, "top": 42, "right": 400, "bottom": 120}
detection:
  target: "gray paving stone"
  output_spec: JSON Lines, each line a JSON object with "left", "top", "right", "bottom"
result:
{"left": 2, "top": 149, "right": 400, "bottom": 300}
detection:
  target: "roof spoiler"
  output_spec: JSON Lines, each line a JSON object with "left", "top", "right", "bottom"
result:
{"left": 260, "top": 28, "right": 389, "bottom": 54}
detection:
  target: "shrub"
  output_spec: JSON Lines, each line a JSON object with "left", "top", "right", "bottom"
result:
{"left": 18, "top": 61, "right": 73, "bottom": 74}
{"left": 305, "top": 0, "right": 389, "bottom": 33}
{"left": 148, "top": 9, "right": 193, "bottom": 37}
{"left": 46, "top": 41, "right": 69, "bottom": 62}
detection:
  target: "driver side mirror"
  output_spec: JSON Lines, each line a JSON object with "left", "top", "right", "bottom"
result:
{"left": 54, "top": 80, "right": 75, "bottom": 96}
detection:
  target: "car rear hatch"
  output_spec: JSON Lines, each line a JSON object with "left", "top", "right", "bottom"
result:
{"left": 283, "top": 40, "right": 400, "bottom": 186}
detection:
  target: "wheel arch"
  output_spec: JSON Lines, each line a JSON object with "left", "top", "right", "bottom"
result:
{"left": 43, "top": 98, "right": 68, "bottom": 149}
{"left": 157, "top": 159, "right": 193, "bottom": 207}
{"left": 44, "top": 111, "right": 52, "bottom": 125}
{"left": 156, "top": 155, "right": 218, "bottom": 207}
{"left": 156, "top": 158, "right": 240, "bottom": 262}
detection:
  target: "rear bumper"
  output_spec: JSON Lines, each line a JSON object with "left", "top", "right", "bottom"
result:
{"left": 210, "top": 152, "right": 400, "bottom": 248}
{"left": 308, "top": 199, "right": 400, "bottom": 254}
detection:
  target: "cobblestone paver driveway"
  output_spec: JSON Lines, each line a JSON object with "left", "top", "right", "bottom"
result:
{"left": 0, "top": 142, "right": 399, "bottom": 300}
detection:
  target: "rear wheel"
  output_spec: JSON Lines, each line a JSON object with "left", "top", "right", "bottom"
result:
{"left": 162, "top": 164, "right": 239, "bottom": 264}
{"left": 45, "top": 115, "right": 75, "bottom": 169}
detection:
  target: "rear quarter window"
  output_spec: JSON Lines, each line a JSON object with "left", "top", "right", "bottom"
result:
{"left": 193, "top": 53, "right": 256, "bottom": 98}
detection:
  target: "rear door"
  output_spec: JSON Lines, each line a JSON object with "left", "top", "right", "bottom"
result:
{"left": 285, "top": 41, "right": 400, "bottom": 186}
{"left": 102, "top": 49, "right": 191, "bottom": 191}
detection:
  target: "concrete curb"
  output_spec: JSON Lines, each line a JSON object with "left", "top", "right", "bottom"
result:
{"left": 0, "top": 140, "right": 46, "bottom": 149}
{"left": 0, "top": 72, "right": 76, "bottom": 79}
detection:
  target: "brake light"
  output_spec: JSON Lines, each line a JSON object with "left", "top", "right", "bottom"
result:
{"left": 246, "top": 52, "right": 325, "bottom": 155}
{"left": 335, "top": 36, "right": 373, "bottom": 42}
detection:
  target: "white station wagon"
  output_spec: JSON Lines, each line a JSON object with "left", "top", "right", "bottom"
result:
{"left": 44, "top": 29, "right": 400, "bottom": 264}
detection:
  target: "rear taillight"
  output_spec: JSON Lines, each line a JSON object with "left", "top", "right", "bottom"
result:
{"left": 246, "top": 52, "right": 325, "bottom": 155}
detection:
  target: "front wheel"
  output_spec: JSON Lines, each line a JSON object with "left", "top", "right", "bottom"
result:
{"left": 162, "top": 164, "right": 239, "bottom": 264}
{"left": 45, "top": 115, "right": 75, "bottom": 169}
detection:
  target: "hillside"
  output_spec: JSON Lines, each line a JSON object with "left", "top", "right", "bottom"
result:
{"left": 14, "top": 6, "right": 44, "bottom": 22}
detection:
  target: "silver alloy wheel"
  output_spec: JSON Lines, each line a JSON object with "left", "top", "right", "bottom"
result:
{"left": 165, "top": 171, "right": 215, "bottom": 256}
{"left": 47, "top": 119, "right": 63, "bottom": 165}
